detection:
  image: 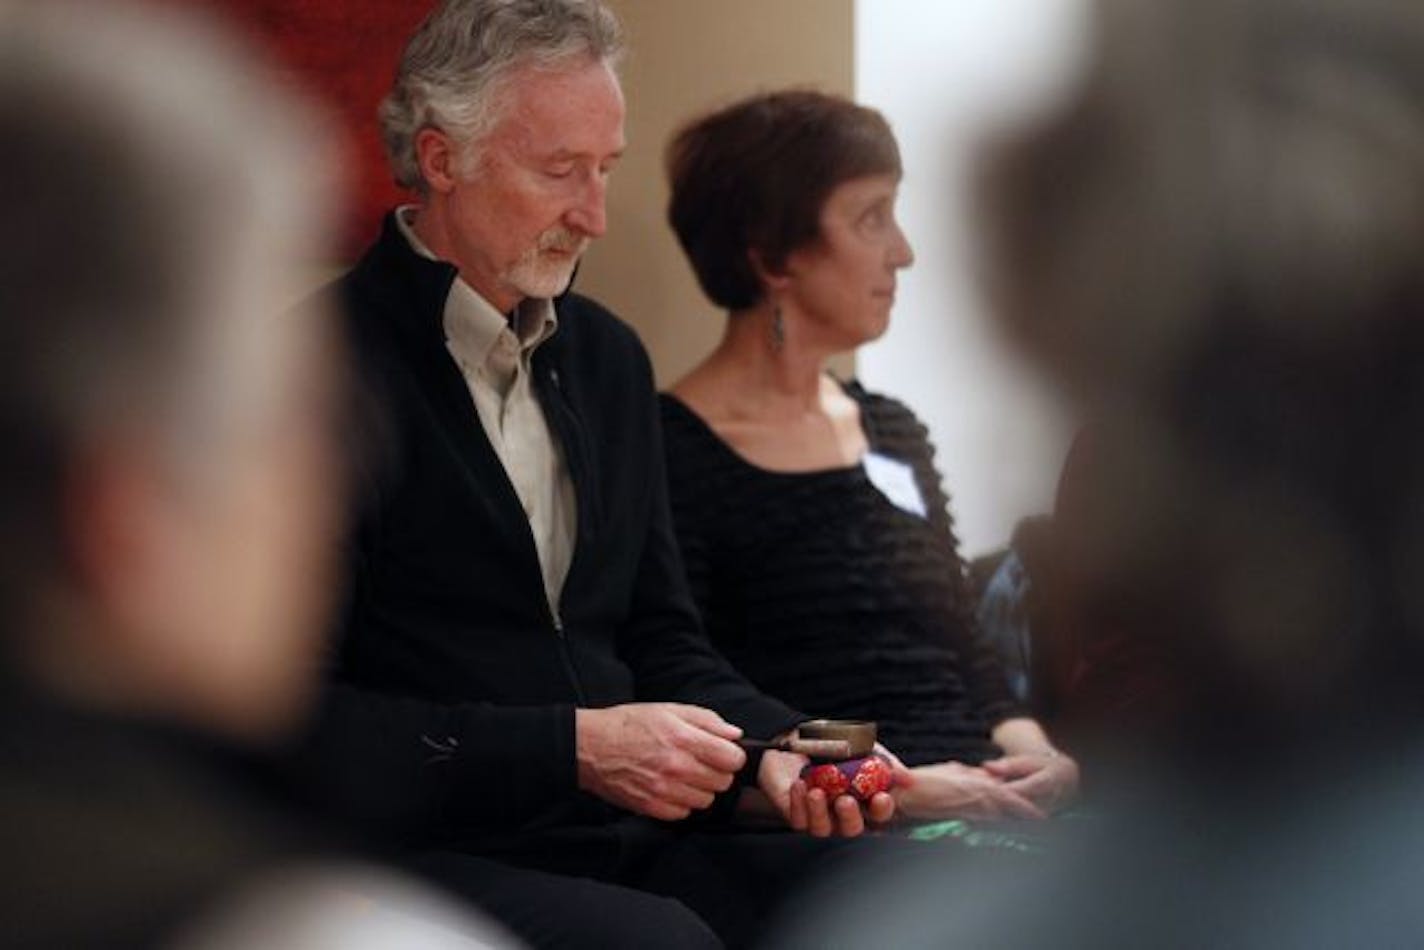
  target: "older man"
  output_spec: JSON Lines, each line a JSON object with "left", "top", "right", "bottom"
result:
{"left": 312, "top": 0, "right": 897, "bottom": 945}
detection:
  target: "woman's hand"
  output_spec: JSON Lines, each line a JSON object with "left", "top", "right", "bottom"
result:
{"left": 985, "top": 717, "right": 1081, "bottom": 813}
{"left": 894, "top": 761, "right": 1048, "bottom": 821}
{"left": 981, "top": 751, "right": 1079, "bottom": 814}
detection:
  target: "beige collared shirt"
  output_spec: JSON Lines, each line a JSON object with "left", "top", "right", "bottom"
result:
{"left": 396, "top": 206, "right": 577, "bottom": 619}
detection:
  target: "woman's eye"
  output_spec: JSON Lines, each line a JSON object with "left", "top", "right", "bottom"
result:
{"left": 546, "top": 165, "right": 575, "bottom": 179}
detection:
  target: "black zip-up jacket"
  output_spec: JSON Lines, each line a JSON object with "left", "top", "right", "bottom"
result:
{"left": 307, "top": 214, "right": 802, "bottom": 845}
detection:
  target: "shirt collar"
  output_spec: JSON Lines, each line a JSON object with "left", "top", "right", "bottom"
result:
{"left": 394, "top": 205, "right": 559, "bottom": 369}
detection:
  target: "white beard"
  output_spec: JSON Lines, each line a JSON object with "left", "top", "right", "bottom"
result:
{"left": 503, "top": 227, "right": 589, "bottom": 300}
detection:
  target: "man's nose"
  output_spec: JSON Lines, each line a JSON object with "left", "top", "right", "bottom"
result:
{"left": 564, "top": 173, "right": 608, "bottom": 238}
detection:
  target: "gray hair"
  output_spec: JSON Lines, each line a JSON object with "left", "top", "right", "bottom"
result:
{"left": 380, "top": 0, "right": 624, "bottom": 191}
{"left": 0, "top": 1, "right": 336, "bottom": 623}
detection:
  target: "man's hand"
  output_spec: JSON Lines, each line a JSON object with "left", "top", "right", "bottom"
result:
{"left": 575, "top": 703, "right": 746, "bottom": 821}
{"left": 757, "top": 750, "right": 898, "bottom": 837}
{"left": 894, "top": 761, "right": 1048, "bottom": 821}
{"left": 981, "top": 751, "right": 1079, "bottom": 813}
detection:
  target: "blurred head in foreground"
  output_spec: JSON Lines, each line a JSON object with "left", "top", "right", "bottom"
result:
{"left": 0, "top": 0, "right": 342, "bottom": 742}
{"left": 978, "top": 0, "right": 1424, "bottom": 755}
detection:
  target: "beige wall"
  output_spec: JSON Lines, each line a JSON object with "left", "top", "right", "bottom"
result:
{"left": 576, "top": 0, "right": 854, "bottom": 386}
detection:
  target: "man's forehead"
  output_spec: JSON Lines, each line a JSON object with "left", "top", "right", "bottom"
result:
{"left": 493, "top": 60, "right": 625, "bottom": 155}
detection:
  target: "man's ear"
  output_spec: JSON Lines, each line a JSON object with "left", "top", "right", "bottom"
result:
{"left": 414, "top": 127, "right": 460, "bottom": 194}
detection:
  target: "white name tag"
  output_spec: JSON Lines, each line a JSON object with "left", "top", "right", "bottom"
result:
{"left": 863, "top": 451, "right": 927, "bottom": 519}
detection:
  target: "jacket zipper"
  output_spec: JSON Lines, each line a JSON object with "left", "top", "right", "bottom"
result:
{"left": 535, "top": 355, "right": 590, "bottom": 706}
{"left": 551, "top": 608, "right": 586, "bottom": 705}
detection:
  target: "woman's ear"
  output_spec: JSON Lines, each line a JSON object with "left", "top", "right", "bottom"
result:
{"left": 414, "top": 127, "right": 459, "bottom": 195}
{"left": 748, "top": 247, "right": 794, "bottom": 295}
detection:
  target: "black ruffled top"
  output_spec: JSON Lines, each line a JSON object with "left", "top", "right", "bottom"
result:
{"left": 660, "top": 381, "right": 1024, "bottom": 767}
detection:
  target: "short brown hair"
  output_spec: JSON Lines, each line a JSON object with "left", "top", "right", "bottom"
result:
{"left": 667, "top": 90, "right": 901, "bottom": 311}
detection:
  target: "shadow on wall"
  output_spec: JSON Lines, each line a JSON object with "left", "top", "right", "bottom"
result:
{"left": 578, "top": 0, "right": 855, "bottom": 386}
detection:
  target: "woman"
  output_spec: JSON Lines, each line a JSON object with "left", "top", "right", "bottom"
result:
{"left": 660, "top": 90, "right": 1078, "bottom": 820}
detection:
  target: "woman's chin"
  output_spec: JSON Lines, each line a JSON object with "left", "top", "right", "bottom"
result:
{"left": 863, "top": 311, "right": 893, "bottom": 344}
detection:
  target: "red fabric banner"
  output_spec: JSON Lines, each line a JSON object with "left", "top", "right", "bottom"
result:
{"left": 204, "top": 0, "right": 437, "bottom": 256}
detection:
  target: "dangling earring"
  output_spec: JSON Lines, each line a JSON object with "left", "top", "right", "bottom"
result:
{"left": 770, "top": 303, "right": 786, "bottom": 352}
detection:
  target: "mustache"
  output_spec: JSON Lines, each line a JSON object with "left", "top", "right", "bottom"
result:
{"left": 537, "top": 228, "right": 588, "bottom": 255}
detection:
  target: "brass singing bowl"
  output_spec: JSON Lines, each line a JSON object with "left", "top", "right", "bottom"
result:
{"left": 797, "top": 719, "right": 877, "bottom": 758}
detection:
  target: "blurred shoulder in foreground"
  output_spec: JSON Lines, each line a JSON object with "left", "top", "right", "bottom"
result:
{"left": 774, "top": 0, "right": 1424, "bottom": 942}
{"left": 0, "top": 2, "right": 512, "bottom": 945}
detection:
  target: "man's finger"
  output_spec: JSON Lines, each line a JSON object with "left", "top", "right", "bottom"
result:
{"left": 670, "top": 756, "right": 739, "bottom": 794}
{"left": 643, "top": 799, "right": 693, "bottom": 822}
{"left": 672, "top": 704, "right": 744, "bottom": 740}
{"left": 654, "top": 773, "right": 720, "bottom": 811}
{"left": 679, "top": 726, "right": 747, "bottom": 774}
{"left": 677, "top": 786, "right": 718, "bottom": 812}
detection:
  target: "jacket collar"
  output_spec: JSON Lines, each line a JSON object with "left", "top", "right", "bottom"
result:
{"left": 390, "top": 205, "right": 559, "bottom": 380}
{"left": 352, "top": 212, "right": 459, "bottom": 353}
{"left": 358, "top": 210, "right": 573, "bottom": 360}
